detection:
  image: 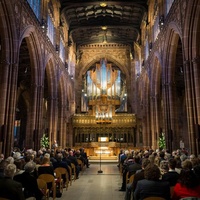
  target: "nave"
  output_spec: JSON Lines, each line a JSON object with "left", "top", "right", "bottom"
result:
{"left": 60, "top": 161, "right": 125, "bottom": 200}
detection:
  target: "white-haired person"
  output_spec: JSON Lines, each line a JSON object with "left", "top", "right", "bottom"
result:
{"left": 14, "top": 161, "right": 44, "bottom": 200}
{"left": 0, "top": 163, "right": 25, "bottom": 200}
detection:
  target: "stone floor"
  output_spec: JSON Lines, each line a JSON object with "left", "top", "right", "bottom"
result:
{"left": 59, "top": 160, "right": 125, "bottom": 200}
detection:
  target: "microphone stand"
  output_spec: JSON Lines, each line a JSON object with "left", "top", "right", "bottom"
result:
{"left": 98, "top": 133, "right": 103, "bottom": 173}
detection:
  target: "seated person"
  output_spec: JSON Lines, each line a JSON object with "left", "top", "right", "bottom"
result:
{"left": 134, "top": 163, "right": 171, "bottom": 200}
{"left": 0, "top": 163, "right": 25, "bottom": 200}
{"left": 119, "top": 155, "right": 141, "bottom": 191}
{"left": 53, "top": 153, "right": 70, "bottom": 183}
{"left": 14, "top": 161, "right": 44, "bottom": 200}
{"left": 162, "top": 158, "right": 179, "bottom": 186}
{"left": 68, "top": 150, "right": 80, "bottom": 179}
{"left": 38, "top": 155, "right": 54, "bottom": 176}
{"left": 172, "top": 168, "right": 200, "bottom": 200}
{"left": 124, "top": 158, "right": 150, "bottom": 200}
{"left": 37, "top": 155, "right": 55, "bottom": 190}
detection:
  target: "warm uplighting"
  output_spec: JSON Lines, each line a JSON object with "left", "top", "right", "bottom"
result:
{"left": 100, "top": 2, "right": 107, "bottom": 7}
{"left": 101, "top": 26, "right": 107, "bottom": 30}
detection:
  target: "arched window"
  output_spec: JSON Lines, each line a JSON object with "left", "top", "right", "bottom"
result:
{"left": 153, "top": 16, "right": 160, "bottom": 41}
{"left": 27, "top": 0, "right": 41, "bottom": 19}
{"left": 47, "top": 15, "right": 55, "bottom": 45}
{"left": 59, "top": 38, "right": 65, "bottom": 62}
{"left": 166, "top": 0, "right": 175, "bottom": 14}
{"left": 145, "top": 38, "right": 149, "bottom": 60}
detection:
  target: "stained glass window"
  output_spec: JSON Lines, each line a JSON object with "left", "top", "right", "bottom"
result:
{"left": 47, "top": 15, "right": 54, "bottom": 45}
{"left": 27, "top": 0, "right": 41, "bottom": 19}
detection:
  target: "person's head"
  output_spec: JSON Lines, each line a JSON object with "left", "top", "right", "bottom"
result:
{"left": 144, "top": 164, "right": 161, "bottom": 181}
{"left": 141, "top": 158, "right": 150, "bottom": 169}
{"left": 134, "top": 155, "right": 141, "bottom": 164}
{"left": 191, "top": 157, "right": 200, "bottom": 168}
{"left": 41, "top": 156, "right": 50, "bottom": 165}
{"left": 168, "top": 158, "right": 177, "bottom": 170}
{"left": 189, "top": 154, "right": 196, "bottom": 161}
{"left": 159, "top": 151, "right": 165, "bottom": 159}
{"left": 4, "top": 164, "right": 16, "bottom": 178}
{"left": 182, "top": 159, "right": 193, "bottom": 170}
{"left": 175, "top": 156, "right": 182, "bottom": 168}
{"left": 148, "top": 154, "right": 155, "bottom": 164}
{"left": 160, "top": 161, "right": 169, "bottom": 174}
{"left": 193, "top": 165, "right": 200, "bottom": 181}
{"left": 178, "top": 169, "right": 199, "bottom": 188}
{"left": 0, "top": 160, "right": 9, "bottom": 173}
{"left": 24, "top": 161, "right": 36, "bottom": 173}
{"left": 6, "top": 156, "right": 14, "bottom": 164}
{"left": 44, "top": 153, "right": 50, "bottom": 159}
{"left": 0, "top": 154, "right": 4, "bottom": 162}
{"left": 180, "top": 154, "right": 188, "bottom": 162}
{"left": 63, "top": 150, "right": 69, "bottom": 158}
{"left": 56, "top": 153, "right": 63, "bottom": 161}
{"left": 13, "top": 152, "right": 22, "bottom": 160}
{"left": 25, "top": 154, "right": 34, "bottom": 163}
{"left": 69, "top": 151, "right": 74, "bottom": 156}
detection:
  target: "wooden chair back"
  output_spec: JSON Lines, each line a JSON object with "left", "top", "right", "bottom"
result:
{"left": 129, "top": 174, "right": 135, "bottom": 184}
{"left": 67, "top": 165, "right": 72, "bottom": 186}
{"left": 54, "top": 170, "right": 64, "bottom": 193}
{"left": 54, "top": 167, "right": 68, "bottom": 190}
{"left": 77, "top": 159, "right": 84, "bottom": 173}
{"left": 38, "top": 174, "right": 56, "bottom": 200}
{"left": 37, "top": 178, "right": 49, "bottom": 200}
{"left": 71, "top": 163, "right": 77, "bottom": 181}
{"left": 143, "top": 197, "right": 166, "bottom": 200}
{"left": 170, "top": 186, "right": 174, "bottom": 198}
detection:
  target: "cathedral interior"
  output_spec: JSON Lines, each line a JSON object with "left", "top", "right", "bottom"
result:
{"left": 0, "top": 0, "right": 200, "bottom": 157}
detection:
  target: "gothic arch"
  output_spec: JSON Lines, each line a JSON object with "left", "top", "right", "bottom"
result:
{"left": 162, "top": 23, "right": 186, "bottom": 151}
{"left": 16, "top": 26, "right": 44, "bottom": 149}
{"left": 181, "top": 0, "right": 200, "bottom": 154}
{"left": 79, "top": 54, "right": 130, "bottom": 81}
{"left": 150, "top": 55, "right": 163, "bottom": 149}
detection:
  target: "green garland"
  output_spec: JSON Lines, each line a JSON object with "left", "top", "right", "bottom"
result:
{"left": 40, "top": 134, "right": 49, "bottom": 148}
{"left": 158, "top": 132, "right": 166, "bottom": 150}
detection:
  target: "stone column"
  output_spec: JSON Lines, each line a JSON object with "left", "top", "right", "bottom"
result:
{"left": 184, "top": 59, "right": 199, "bottom": 154}
{"left": 192, "top": 57, "right": 200, "bottom": 154}
{"left": 1, "top": 62, "right": 18, "bottom": 157}
{"left": 163, "top": 82, "right": 172, "bottom": 152}
{"left": 150, "top": 95, "right": 157, "bottom": 149}
{"left": 47, "top": 96, "right": 58, "bottom": 148}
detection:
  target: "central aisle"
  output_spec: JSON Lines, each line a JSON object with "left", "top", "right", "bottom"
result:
{"left": 60, "top": 161, "right": 125, "bottom": 200}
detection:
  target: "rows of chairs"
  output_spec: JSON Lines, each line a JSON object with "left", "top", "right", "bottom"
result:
{"left": 37, "top": 159, "right": 85, "bottom": 200}
{"left": 122, "top": 169, "right": 176, "bottom": 200}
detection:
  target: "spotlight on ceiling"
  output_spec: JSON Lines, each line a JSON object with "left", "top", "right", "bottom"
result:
{"left": 101, "top": 26, "right": 107, "bottom": 30}
{"left": 100, "top": 2, "right": 107, "bottom": 7}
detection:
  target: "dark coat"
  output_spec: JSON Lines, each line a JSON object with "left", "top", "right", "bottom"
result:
{"left": 0, "top": 177, "right": 25, "bottom": 200}
{"left": 14, "top": 172, "right": 44, "bottom": 200}
{"left": 162, "top": 171, "right": 180, "bottom": 186}
{"left": 134, "top": 179, "right": 171, "bottom": 200}
{"left": 38, "top": 165, "right": 54, "bottom": 176}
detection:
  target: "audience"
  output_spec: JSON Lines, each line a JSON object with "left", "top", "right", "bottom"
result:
{"left": 134, "top": 163, "right": 171, "bottom": 200}
{"left": 172, "top": 168, "right": 200, "bottom": 199}
{"left": 38, "top": 155, "right": 54, "bottom": 177}
{"left": 162, "top": 158, "right": 179, "bottom": 186}
{"left": 68, "top": 150, "right": 80, "bottom": 179}
{"left": 124, "top": 158, "right": 150, "bottom": 200}
{"left": 0, "top": 163, "right": 25, "bottom": 200}
{"left": 1, "top": 146, "right": 200, "bottom": 200}
{"left": 14, "top": 161, "right": 44, "bottom": 200}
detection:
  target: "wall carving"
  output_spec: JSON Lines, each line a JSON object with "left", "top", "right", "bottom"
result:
{"left": 78, "top": 43, "right": 131, "bottom": 76}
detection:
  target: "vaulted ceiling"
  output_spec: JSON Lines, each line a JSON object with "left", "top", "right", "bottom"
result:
{"left": 60, "top": 0, "right": 148, "bottom": 47}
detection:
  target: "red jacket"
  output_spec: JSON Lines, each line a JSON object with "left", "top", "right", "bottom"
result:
{"left": 172, "top": 183, "right": 200, "bottom": 200}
